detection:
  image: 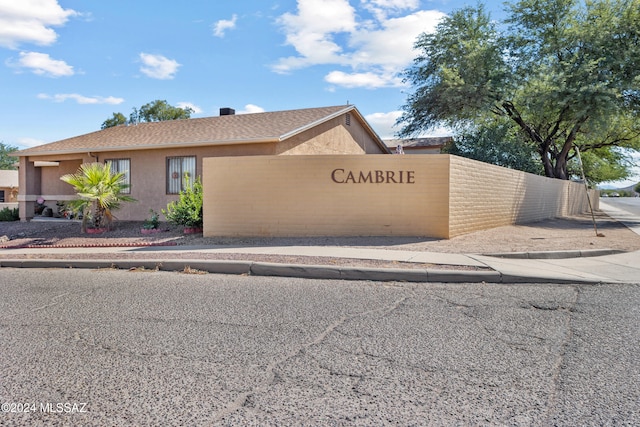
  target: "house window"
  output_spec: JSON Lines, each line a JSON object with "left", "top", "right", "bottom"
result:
{"left": 0, "top": 190, "right": 4, "bottom": 202}
{"left": 106, "top": 158, "right": 131, "bottom": 194}
{"left": 167, "top": 156, "right": 196, "bottom": 194}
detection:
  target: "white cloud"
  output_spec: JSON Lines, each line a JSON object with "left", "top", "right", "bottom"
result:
{"left": 213, "top": 14, "right": 238, "bottom": 38}
{"left": 365, "top": 110, "right": 452, "bottom": 138}
{"left": 273, "top": 0, "right": 445, "bottom": 88}
{"left": 362, "top": 0, "right": 419, "bottom": 20}
{"left": 9, "top": 51, "right": 74, "bottom": 77}
{"left": 325, "top": 70, "right": 402, "bottom": 89}
{"left": 176, "top": 102, "right": 203, "bottom": 114}
{"left": 139, "top": 53, "right": 181, "bottom": 80}
{"left": 237, "top": 104, "right": 265, "bottom": 114}
{"left": 273, "top": 0, "right": 357, "bottom": 73}
{"left": 37, "top": 93, "right": 124, "bottom": 105}
{"left": 365, "top": 110, "right": 403, "bottom": 139}
{"left": 0, "top": 0, "right": 78, "bottom": 48}
{"left": 17, "top": 137, "right": 46, "bottom": 148}
{"left": 350, "top": 10, "right": 445, "bottom": 70}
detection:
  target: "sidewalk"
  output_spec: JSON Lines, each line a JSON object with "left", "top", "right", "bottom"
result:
{"left": 1, "top": 201, "right": 639, "bottom": 284}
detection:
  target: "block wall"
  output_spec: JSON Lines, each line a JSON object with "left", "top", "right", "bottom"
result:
{"left": 202, "top": 155, "right": 597, "bottom": 238}
{"left": 203, "top": 155, "right": 451, "bottom": 237}
{"left": 448, "top": 156, "right": 597, "bottom": 237}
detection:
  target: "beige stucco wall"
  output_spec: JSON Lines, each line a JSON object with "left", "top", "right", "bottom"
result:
{"left": 19, "top": 145, "right": 276, "bottom": 220}
{"left": 203, "top": 155, "right": 597, "bottom": 238}
{"left": 0, "top": 188, "right": 18, "bottom": 203}
{"left": 277, "top": 114, "right": 385, "bottom": 155}
{"left": 40, "top": 161, "right": 82, "bottom": 197}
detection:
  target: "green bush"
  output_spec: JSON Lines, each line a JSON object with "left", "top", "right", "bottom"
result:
{"left": 162, "top": 177, "right": 203, "bottom": 229}
{"left": 142, "top": 209, "right": 160, "bottom": 229}
{"left": 0, "top": 207, "right": 19, "bottom": 221}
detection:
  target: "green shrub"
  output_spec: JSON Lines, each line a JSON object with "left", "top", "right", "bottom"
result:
{"left": 0, "top": 207, "right": 19, "bottom": 221}
{"left": 162, "top": 177, "right": 203, "bottom": 228}
{"left": 142, "top": 209, "right": 160, "bottom": 229}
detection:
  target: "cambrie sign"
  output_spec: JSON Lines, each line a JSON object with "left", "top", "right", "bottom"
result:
{"left": 330, "top": 168, "right": 416, "bottom": 184}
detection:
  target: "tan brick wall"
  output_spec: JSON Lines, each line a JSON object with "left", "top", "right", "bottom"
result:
{"left": 447, "top": 156, "right": 596, "bottom": 236}
{"left": 203, "top": 155, "right": 597, "bottom": 238}
{"left": 203, "top": 155, "right": 451, "bottom": 237}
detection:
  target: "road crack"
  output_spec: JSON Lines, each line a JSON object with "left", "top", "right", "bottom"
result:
{"left": 211, "top": 294, "right": 412, "bottom": 423}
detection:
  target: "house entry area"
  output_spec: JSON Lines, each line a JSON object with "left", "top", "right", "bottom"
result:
{"left": 202, "top": 155, "right": 596, "bottom": 239}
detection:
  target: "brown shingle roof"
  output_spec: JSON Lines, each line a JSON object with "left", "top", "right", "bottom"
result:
{"left": 16, "top": 105, "right": 369, "bottom": 156}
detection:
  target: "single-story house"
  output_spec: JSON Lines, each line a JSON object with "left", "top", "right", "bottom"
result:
{"left": 13, "top": 105, "right": 390, "bottom": 221}
{"left": 0, "top": 169, "right": 19, "bottom": 204}
{"left": 386, "top": 137, "right": 452, "bottom": 154}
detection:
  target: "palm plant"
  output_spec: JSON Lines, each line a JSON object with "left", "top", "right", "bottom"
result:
{"left": 60, "top": 162, "right": 136, "bottom": 233}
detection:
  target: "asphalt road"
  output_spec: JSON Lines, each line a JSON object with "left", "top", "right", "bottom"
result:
{"left": 603, "top": 196, "right": 640, "bottom": 216}
{"left": 1, "top": 269, "right": 638, "bottom": 426}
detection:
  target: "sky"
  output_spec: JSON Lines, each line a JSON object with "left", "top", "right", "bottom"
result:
{"left": 0, "top": 0, "right": 637, "bottom": 186}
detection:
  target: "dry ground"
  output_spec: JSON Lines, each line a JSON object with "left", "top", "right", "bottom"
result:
{"left": 1, "top": 211, "right": 639, "bottom": 269}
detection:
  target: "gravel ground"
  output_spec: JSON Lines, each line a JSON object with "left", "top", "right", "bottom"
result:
{"left": 1, "top": 211, "right": 639, "bottom": 269}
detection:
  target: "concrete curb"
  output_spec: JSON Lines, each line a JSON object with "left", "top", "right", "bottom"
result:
{"left": 482, "top": 249, "right": 624, "bottom": 259}
{"left": 0, "top": 258, "right": 603, "bottom": 284}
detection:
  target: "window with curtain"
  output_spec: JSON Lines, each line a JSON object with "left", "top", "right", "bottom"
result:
{"left": 166, "top": 156, "right": 196, "bottom": 194}
{"left": 106, "top": 158, "right": 131, "bottom": 194}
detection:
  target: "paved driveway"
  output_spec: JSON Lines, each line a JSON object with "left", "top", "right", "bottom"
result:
{"left": 1, "top": 269, "right": 638, "bottom": 426}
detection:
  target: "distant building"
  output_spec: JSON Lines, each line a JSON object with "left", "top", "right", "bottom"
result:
{"left": 385, "top": 137, "right": 452, "bottom": 155}
{"left": 0, "top": 169, "right": 18, "bottom": 204}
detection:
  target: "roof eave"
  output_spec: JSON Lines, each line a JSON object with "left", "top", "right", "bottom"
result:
{"left": 14, "top": 138, "right": 280, "bottom": 157}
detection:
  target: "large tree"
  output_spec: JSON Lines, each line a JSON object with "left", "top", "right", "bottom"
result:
{"left": 101, "top": 100, "right": 193, "bottom": 129}
{"left": 399, "top": 0, "right": 640, "bottom": 180}
{"left": 0, "top": 142, "right": 18, "bottom": 170}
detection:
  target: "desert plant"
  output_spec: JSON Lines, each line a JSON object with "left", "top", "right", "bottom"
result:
{"left": 60, "top": 162, "right": 136, "bottom": 232}
{"left": 0, "top": 207, "right": 19, "bottom": 221}
{"left": 142, "top": 209, "right": 160, "bottom": 229}
{"left": 162, "top": 177, "right": 203, "bottom": 229}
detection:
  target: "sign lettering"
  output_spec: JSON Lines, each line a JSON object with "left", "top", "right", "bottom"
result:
{"left": 331, "top": 169, "right": 415, "bottom": 184}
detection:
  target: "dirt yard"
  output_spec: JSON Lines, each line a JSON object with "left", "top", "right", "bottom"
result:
{"left": 1, "top": 211, "right": 639, "bottom": 254}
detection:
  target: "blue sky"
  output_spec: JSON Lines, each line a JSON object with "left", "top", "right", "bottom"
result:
{"left": 1, "top": 0, "right": 637, "bottom": 185}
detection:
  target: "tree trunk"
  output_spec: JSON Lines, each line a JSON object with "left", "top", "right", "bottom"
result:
{"left": 539, "top": 145, "right": 556, "bottom": 178}
{"left": 539, "top": 150, "right": 569, "bottom": 180}
{"left": 554, "top": 157, "right": 569, "bottom": 180}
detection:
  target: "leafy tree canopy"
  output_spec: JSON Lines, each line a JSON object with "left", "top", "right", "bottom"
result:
{"left": 399, "top": 0, "right": 640, "bottom": 181}
{"left": 0, "top": 142, "right": 18, "bottom": 170}
{"left": 101, "top": 100, "right": 194, "bottom": 129}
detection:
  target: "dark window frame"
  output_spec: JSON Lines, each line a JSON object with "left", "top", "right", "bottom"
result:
{"left": 105, "top": 158, "right": 131, "bottom": 194}
{"left": 166, "top": 156, "right": 197, "bottom": 194}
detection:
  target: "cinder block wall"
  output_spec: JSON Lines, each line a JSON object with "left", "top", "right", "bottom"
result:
{"left": 203, "top": 155, "right": 451, "bottom": 237}
{"left": 202, "top": 155, "right": 597, "bottom": 238}
{"left": 448, "top": 156, "right": 597, "bottom": 236}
